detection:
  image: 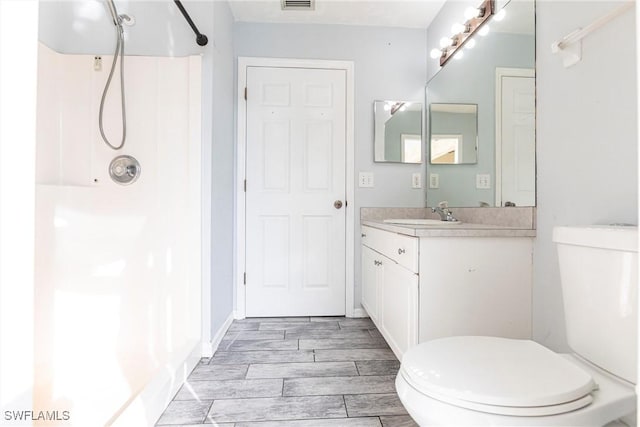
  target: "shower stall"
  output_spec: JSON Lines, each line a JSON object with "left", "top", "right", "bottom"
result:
{"left": 31, "top": 1, "right": 208, "bottom": 424}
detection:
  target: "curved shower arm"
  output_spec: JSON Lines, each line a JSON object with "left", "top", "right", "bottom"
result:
{"left": 174, "top": 0, "right": 208, "bottom": 46}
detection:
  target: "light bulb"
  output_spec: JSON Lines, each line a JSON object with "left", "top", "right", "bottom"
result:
{"left": 430, "top": 48, "right": 443, "bottom": 59}
{"left": 478, "top": 25, "right": 490, "bottom": 36}
{"left": 494, "top": 9, "right": 506, "bottom": 21}
{"left": 465, "top": 38, "right": 476, "bottom": 49}
{"left": 451, "top": 22, "right": 466, "bottom": 34}
{"left": 453, "top": 50, "right": 464, "bottom": 60}
{"left": 383, "top": 104, "right": 390, "bottom": 111}
{"left": 439, "top": 37, "right": 453, "bottom": 49}
{"left": 464, "top": 6, "right": 480, "bottom": 20}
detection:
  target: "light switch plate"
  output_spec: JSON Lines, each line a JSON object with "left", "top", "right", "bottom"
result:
{"left": 358, "top": 172, "right": 374, "bottom": 188}
{"left": 476, "top": 174, "right": 491, "bottom": 189}
{"left": 412, "top": 173, "right": 422, "bottom": 189}
{"left": 429, "top": 173, "right": 439, "bottom": 189}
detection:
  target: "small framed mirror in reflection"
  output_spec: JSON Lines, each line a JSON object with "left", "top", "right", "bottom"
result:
{"left": 373, "top": 100, "right": 423, "bottom": 164}
{"left": 429, "top": 103, "right": 478, "bottom": 164}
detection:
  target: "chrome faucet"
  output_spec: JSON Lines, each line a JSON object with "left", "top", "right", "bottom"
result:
{"left": 431, "top": 201, "right": 458, "bottom": 222}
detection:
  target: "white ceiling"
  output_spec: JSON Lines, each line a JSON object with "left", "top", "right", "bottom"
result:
{"left": 227, "top": 0, "right": 448, "bottom": 29}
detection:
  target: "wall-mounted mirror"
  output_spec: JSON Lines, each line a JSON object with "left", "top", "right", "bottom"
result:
{"left": 426, "top": 0, "right": 535, "bottom": 207}
{"left": 374, "top": 100, "right": 423, "bottom": 163}
{"left": 429, "top": 103, "right": 478, "bottom": 164}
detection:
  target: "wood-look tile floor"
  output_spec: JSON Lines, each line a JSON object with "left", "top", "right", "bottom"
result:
{"left": 156, "top": 317, "right": 418, "bottom": 426}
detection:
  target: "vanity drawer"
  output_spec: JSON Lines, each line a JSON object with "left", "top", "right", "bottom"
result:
{"left": 362, "top": 226, "right": 419, "bottom": 273}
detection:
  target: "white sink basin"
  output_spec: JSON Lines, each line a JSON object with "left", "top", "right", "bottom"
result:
{"left": 383, "top": 218, "right": 463, "bottom": 226}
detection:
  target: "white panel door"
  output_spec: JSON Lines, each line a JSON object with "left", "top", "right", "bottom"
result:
{"left": 245, "top": 66, "right": 346, "bottom": 317}
{"left": 500, "top": 76, "right": 535, "bottom": 207}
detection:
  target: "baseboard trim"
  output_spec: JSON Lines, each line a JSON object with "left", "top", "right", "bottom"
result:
{"left": 202, "top": 312, "right": 234, "bottom": 357}
{"left": 350, "top": 308, "right": 368, "bottom": 318}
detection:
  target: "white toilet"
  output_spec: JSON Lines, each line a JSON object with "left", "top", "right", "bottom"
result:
{"left": 396, "top": 225, "right": 638, "bottom": 426}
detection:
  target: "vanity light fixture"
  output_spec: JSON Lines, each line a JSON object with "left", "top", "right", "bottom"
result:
{"left": 383, "top": 101, "right": 409, "bottom": 115}
{"left": 390, "top": 102, "right": 407, "bottom": 115}
{"left": 432, "top": 0, "right": 495, "bottom": 67}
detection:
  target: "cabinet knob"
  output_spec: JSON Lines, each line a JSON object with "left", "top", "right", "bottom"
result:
{"left": 398, "top": 248, "right": 406, "bottom": 255}
{"left": 361, "top": 233, "right": 366, "bottom": 238}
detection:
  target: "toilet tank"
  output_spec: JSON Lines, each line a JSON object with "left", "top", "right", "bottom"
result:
{"left": 553, "top": 226, "right": 638, "bottom": 383}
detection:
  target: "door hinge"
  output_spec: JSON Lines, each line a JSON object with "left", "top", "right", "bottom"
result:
{"left": 244, "top": 179, "right": 247, "bottom": 192}
{"left": 243, "top": 272, "right": 247, "bottom": 285}
{"left": 345, "top": 200, "right": 348, "bottom": 207}
{"left": 244, "top": 87, "right": 247, "bottom": 100}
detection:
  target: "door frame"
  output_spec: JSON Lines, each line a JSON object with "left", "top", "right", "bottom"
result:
{"left": 235, "top": 57, "right": 355, "bottom": 319}
{"left": 494, "top": 67, "right": 535, "bottom": 207}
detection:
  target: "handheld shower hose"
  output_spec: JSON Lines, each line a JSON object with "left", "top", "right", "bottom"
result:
{"left": 99, "top": 0, "right": 127, "bottom": 150}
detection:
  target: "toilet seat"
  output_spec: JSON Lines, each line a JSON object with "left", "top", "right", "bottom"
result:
{"left": 400, "top": 336, "right": 597, "bottom": 416}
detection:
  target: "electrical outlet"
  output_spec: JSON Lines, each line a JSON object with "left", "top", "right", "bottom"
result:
{"left": 429, "top": 173, "right": 439, "bottom": 189}
{"left": 358, "top": 172, "right": 374, "bottom": 188}
{"left": 412, "top": 173, "right": 422, "bottom": 189}
{"left": 476, "top": 174, "right": 491, "bottom": 189}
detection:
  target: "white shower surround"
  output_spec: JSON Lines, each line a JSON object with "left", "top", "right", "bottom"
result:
{"left": 34, "top": 43, "right": 202, "bottom": 425}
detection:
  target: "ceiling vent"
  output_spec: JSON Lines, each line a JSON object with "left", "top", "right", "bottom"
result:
{"left": 281, "top": 0, "right": 315, "bottom": 11}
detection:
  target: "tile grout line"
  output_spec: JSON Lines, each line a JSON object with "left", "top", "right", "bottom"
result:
{"left": 342, "top": 394, "right": 349, "bottom": 418}
{"left": 202, "top": 399, "right": 215, "bottom": 425}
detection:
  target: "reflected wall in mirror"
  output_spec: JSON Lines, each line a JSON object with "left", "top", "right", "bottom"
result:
{"left": 429, "top": 103, "right": 478, "bottom": 164}
{"left": 374, "top": 100, "right": 423, "bottom": 163}
{"left": 426, "top": 0, "right": 535, "bottom": 207}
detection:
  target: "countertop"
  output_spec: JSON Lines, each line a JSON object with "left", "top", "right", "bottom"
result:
{"left": 361, "top": 219, "right": 537, "bottom": 238}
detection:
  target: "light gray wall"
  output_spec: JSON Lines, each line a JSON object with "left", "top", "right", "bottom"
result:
{"left": 38, "top": 1, "right": 236, "bottom": 339}
{"left": 210, "top": 0, "right": 235, "bottom": 335}
{"left": 534, "top": 1, "right": 637, "bottom": 352}
{"left": 233, "top": 22, "right": 427, "bottom": 310}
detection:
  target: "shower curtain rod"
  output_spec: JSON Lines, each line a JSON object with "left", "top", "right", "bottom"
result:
{"left": 174, "top": 0, "right": 208, "bottom": 46}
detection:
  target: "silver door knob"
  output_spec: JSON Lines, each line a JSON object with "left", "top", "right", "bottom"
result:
{"left": 334, "top": 200, "right": 343, "bottom": 209}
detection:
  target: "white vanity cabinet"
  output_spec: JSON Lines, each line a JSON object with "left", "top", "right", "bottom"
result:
{"left": 361, "top": 226, "right": 419, "bottom": 358}
{"left": 361, "top": 224, "right": 532, "bottom": 361}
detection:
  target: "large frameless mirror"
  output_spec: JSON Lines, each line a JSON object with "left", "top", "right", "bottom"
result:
{"left": 374, "top": 100, "right": 423, "bottom": 163}
{"left": 426, "top": 0, "right": 535, "bottom": 207}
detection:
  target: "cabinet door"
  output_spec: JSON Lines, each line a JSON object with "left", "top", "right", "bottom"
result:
{"left": 380, "top": 260, "right": 419, "bottom": 360}
{"left": 361, "top": 246, "right": 381, "bottom": 322}
{"left": 418, "top": 237, "right": 532, "bottom": 342}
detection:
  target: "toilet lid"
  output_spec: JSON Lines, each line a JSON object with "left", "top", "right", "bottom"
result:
{"left": 401, "top": 336, "right": 596, "bottom": 411}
